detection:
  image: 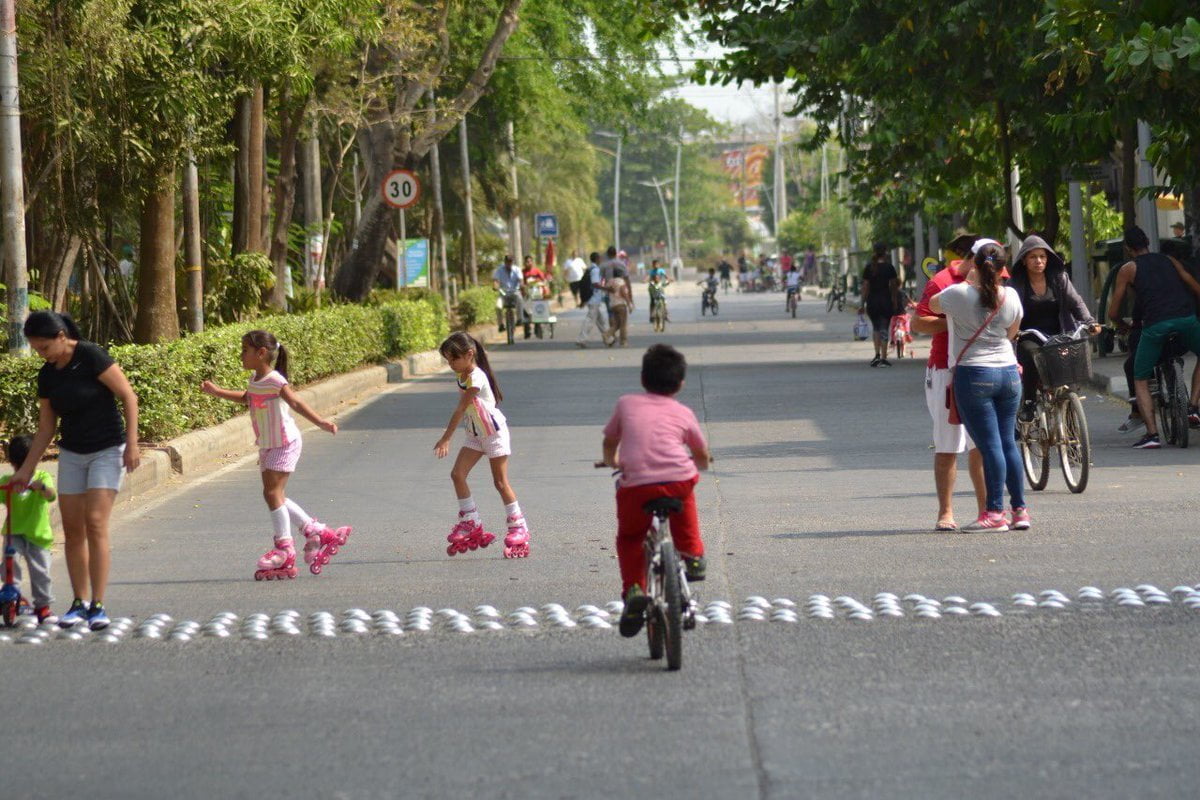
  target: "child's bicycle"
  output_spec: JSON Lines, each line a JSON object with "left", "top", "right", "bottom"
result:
{"left": 596, "top": 463, "right": 697, "bottom": 671}
{"left": 0, "top": 484, "right": 21, "bottom": 627}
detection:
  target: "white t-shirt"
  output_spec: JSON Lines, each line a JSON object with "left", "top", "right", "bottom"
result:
{"left": 937, "top": 284, "right": 1023, "bottom": 367}
{"left": 563, "top": 257, "right": 586, "bottom": 282}
{"left": 786, "top": 271, "right": 801, "bottom": 289}
{"left": 458, "top": 366, "right": 506, "bottom": 438}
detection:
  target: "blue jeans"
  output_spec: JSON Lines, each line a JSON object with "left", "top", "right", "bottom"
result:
{"left": 953, "top": 365, "right": 1025, "bottom": 512}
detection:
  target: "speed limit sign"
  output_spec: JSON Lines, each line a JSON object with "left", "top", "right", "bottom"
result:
{"left": 382, "top": 169, "right": 421, "bottom": 209}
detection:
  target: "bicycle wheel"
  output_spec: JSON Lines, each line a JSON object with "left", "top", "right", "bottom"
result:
{"left": 836, "top": 297, "right": 846, "bottom": 313}
{"left": 1020, "top": 408, "right": 1051, "bottom": 491}
{"left": 660, "top": 542, "right": 683, "bottom": 671}
{"left": 790, "top": 296, "right": 797, "bottom": 317}
{"left": 826, "top": 292, "right": 835, "bottom": 313}
{"left": 505, "top": 307, "right": 515, "bottom": 346}
{"left": 1057, "top": 393, "right": 1091, "bottom": 494}
{"left": 1172, "top": 362, "right": 1189, "bottom": 448}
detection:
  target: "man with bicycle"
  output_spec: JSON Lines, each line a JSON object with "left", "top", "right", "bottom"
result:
{"left": 492, "top": 256, "right": 526, "bottom": 336}
{"left": 601, "top": 345, "right": 711, "bottom": 637}
{"left": 1107, "top": 226, "right": 1200, "bottom": 449}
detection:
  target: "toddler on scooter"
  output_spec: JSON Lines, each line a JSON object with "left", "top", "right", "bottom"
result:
{"left": 601, "top": 344, "right": 712, "bottom": 637}
{"left": 1, "top": 436, "right": 57, "bottom": 624}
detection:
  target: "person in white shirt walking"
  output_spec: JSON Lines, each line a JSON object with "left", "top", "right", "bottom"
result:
{"left": 563, "top": 250, "right": 587, "bottom": 307}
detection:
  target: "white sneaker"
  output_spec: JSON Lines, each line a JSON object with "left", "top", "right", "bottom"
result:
{"left": 1117, "top": 415, "right": 1145, "bottom": 433}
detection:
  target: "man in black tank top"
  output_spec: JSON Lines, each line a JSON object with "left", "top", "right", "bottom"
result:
{"left": 1107, "top": 226, "right": 1200, "bottom": 448}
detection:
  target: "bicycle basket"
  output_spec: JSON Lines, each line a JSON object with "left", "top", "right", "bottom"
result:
{"left": 1033, "top": 336, "right": 1091, "bottom": 388}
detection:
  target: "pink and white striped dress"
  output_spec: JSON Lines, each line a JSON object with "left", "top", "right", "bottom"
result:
{"left": 248, "top": 370, "right": 303, "bottom": 472}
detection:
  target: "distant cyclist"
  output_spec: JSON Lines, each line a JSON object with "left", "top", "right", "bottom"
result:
{"left": 1008, "top": 234, "right": 1099, "bottom": 421}
{"left": 1107, "top": 225, "right": 1200, "bottom": 449}
{"left": 784, "top": 265, "right": 801, "bottom": 309}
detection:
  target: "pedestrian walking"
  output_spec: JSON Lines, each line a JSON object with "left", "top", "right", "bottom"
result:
{"left": 563, "top": 250, "right": 587, "bottom": 307}
{"left": 2, "top": 436, "right": 57, "bottom": 624}
{"left": 434, "top": 332, "right": 530, "bottom": 559}
{"left": 861, "top": 242, "right": 900, "bottom": 366}
{"left": 609, "top": 274, "right": 632, "bottom": 347}
{"left": 13, "top": 311, "right": 140, "bottom": 630}
{"left": 930, "top": 242, "right": 1027, "bottom": 532}
{"left": 201, "top": 330, "right": 351, "bottom": 580}
{"left": 577, "top": 252, "right": 613, "bottom": 348}
{"left": 913, "top": 239, "right": 986, "bottom": 531}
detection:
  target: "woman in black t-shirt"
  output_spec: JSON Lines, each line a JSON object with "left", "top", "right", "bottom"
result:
{"left": 11, "top": 311, "right": 140, "bottom": 631}
{"left": 860, "top": 242, "right": 900, "bottom": 366}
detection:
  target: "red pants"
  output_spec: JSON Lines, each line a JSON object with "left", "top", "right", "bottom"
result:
{"left": 615, "top": 475, "right": 703, "bottom": 594}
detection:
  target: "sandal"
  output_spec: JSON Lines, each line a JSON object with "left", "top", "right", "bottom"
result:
{"left": 934, "top": 521, "right": 959, "bottom": 532}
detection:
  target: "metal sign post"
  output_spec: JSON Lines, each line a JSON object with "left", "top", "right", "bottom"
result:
{"left": 382, "top": 168, "right": 421, "bottom": 289}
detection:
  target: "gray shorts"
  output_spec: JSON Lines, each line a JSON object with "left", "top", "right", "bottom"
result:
{"left": 58, "top": 444, "right": 126, "bottom": 495}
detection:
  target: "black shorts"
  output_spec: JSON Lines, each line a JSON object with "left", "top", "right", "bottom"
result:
{"left": 866, "top": 302, "right": 894, "bottom": 335}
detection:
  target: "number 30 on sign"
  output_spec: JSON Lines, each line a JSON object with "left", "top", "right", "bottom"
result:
{"left": 382, "top": 169, "right": 421, "bottom": 209}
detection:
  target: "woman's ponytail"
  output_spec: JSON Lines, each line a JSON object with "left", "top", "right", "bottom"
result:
{"left": 23, "top": 310, "right": 81, "bottom": 341}
{"left": 973, "top": 244, "right": 1008, "bottom": 310}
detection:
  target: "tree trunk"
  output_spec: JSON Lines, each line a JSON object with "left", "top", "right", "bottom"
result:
{"left": 268, "top": 97, "right": 307, "bottom": 309}
{"left": 47, "top": 233, "right": 81, "bottom": 311}
{"left": 333, "top": 119, "right": 397, "bottom": 300}
{"left": 233, "top": 85, "right": 265, "bottom": 254}
{"left": 1121, "top": 121, "right": 1137, "bottom": 230}
{"left": 133, "top": 169, "right": 179, "bottom": 344}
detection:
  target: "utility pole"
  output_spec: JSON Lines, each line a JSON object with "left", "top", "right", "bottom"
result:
{"left": 505, "top": 120, "right": 523, "bottom": 266}
{"left": 428, "top": 91, "right": 449, "bottom": 305}
{"left": 739, "top": 124, "right": 747, "bottom": 213}
{"left": 673, "top": 125, "right": 682, "bottom": 269}
{"left": 640, "top": 178, "right": 674, "bottom": 266}
{"left": 459, "top": 117, "right": 478, "bottom": 284}
{"left": 820, "top": 144, "right": 830, "bottom": 207}
{"left": 1008, "top": 164, "right": 1025, "bottom": 252}
{"left": 773, "top": 83, "right": 787, "bottom": 235}
{"left": 1068, "top": 181, "right": 1095, "bottom": 312}
{"left": 912, "top": 213, "right": 926, "bottom": 293}
{"left": 0, "top": 0, "right": 27, "bottom": 354}
{"left": 182, "top": 149, "right": 204, "bottom": 332}
{"left": 302, "top": 120, "right": 323, "bottom": 289}
{"left": 1137, "top": 120, "right": 1160, "bottom": 251}
{"left": 613, "top": 135, "right": 621, "bottom": 253}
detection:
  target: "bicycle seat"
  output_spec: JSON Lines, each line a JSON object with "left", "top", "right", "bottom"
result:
{"left": 642, "top": 498, "right": 683, "bottom": 517}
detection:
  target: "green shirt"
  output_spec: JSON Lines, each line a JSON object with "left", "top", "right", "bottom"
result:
{"left": 1, "top": 469, "right": 55, "bottom": 550}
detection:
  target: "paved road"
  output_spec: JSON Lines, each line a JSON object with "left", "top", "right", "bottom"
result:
{"left": 4, "top": 286, "right": 1200, "bottom": 799}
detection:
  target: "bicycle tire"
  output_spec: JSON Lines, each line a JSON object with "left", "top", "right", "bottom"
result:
{"left": 660, "top": 542, "right": 683, "bottom": 671}
{"left": 836, "top": 298, "right": 846, "bottom": 313}
{"left": 1154, "top": 370, "right": 1174, "bottom": 445}
{"left": 505, "top": 307, "right": 515, "bottom": 346}
{"left": 1020, "top": 408, "right": 1051, "bottom": 491}
{"left": 1058, "top": 393, "right": 1090, "bottom": 494}
{"left": 1173, "top": 362, "right": 1189, "bottom": 448}
{"left": 826, "top": 292, "right": 835, "bottom": 313}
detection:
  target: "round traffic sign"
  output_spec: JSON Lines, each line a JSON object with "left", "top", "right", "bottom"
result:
{"left": 382, "top": 169, "right": 421, "bottom": 209}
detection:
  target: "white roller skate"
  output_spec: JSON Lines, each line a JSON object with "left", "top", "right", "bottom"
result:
{"left": 254, "top": 538, "right": 298, "bottom": 581}
{"left": 302, "top": 521, "right": 352, "bottom": 576}
{"left": 503, "top": 516, "right": 530, "bottom": 559}
{"left": 446, "top": 514, "right": 495, "bottom": 556}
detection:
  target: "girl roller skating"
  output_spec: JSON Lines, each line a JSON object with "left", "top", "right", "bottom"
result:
{"left": 433, "top": 332, "right": 530, "bottom": 558}
{"left": 201, "top": 330, "right": 351, "bottom": 580}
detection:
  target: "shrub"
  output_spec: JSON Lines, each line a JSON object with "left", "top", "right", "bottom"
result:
{"left": 0, "top": 298, "right": 447, "bottom": 443}
{"left": 456, "top": 286, "right": 497, "bottom": 329}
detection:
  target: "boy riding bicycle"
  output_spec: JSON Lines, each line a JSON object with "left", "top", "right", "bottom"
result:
{"left": 601, "top": 344, "right": 712, "bottom": 638}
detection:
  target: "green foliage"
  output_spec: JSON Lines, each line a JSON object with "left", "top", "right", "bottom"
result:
{"left": 0, "top": 299, "right": 447, "bottom": 442}
{"left": 204, "top": 253, "right": 277, "bottom": 325}
{"left": 456, "top": 287, "right": 498, "bottom": 328}
{"left": 777, "top": 205, "right": 867, "bottom": 255}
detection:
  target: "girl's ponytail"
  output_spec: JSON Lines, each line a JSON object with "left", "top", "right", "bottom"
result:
{"left": 469, "top": 335, "right": 502, "bottom": 403}
{"left": 973, "top": 244, "right": 1008, "bottom": 310}
{"left": 274, "top": 343, "right": 289, "bottom": 380}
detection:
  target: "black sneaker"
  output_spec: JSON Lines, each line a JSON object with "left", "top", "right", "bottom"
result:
{"left": 683, "top": 555, "right": 706, "bottom": 582}
{"left": 1132, "top": 433, "right": 1162, "bottom": 449}
{"left": 870, "top": 356, "right": 881, "bottom": 367}
{"left": 879, "top": 358, "right": 892, "bottom": 367}
{"left": 619, "top": 586, "right": 651, "bottom": 638}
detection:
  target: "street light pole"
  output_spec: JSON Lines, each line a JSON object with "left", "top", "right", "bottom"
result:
{"left": 640, "top": 178, "right": 674, "bottom": 267}
{"left": 673, "top": 125, "right": 682, "bottom": 269}
{"left": 0, "top": 0, "right": 28, "bottom": 354}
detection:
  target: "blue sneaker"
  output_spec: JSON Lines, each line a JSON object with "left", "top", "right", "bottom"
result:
{"left": 58, "top": 599, "right": 88, "bottom": 628}
{"left": 86, "top": 603, "right": 110, "bottom": 631}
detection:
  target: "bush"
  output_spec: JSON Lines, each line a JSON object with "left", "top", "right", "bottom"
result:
{"left": 0, "top": 298, "right": 447, "bottom": 443}
{"left": 456, "top": 286, "right": 497, "bottom": 329}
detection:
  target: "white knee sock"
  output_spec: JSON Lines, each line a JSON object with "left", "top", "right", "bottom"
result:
{"left": 458, "top": 496, "right": 480, "bottom": 521}
{"left": 504, "top": 501, "right": 522, "bottom": 520}
{"left": 270, "top": 506, "right": 291, "bottom": 541}
{"left": 284, "top": 498, "right": 313, "bottom": 529}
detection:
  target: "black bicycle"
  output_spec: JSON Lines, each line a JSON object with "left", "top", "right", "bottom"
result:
{"left": 1017, "top": 325, "right": 1093, "bottom": 493}
{"left": 700, "top": 285, "right": 719, "bottom": 316}
{"left": 1150, "top": 333, "right": 1189, "bottom": 448}
{"left": 826, "top": 275, "right": 847, "bottom": 313}
{"left": 786, "top": 287, "right": 799, "bottom": 317}
{"left": 596, "top": 465, "right": 696, "bottom": 671}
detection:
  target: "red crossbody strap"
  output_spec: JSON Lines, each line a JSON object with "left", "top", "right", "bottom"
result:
{"left": 954, "top": 295, "right": 1005, "bottom": 366}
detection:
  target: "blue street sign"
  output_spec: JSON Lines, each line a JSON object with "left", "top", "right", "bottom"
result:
{"left": 535, "top": 213, "right": 558, "bottom": 238}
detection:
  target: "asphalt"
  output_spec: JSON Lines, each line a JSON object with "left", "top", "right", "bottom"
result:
{"left": 3, "top": 284, "right": 1199, "bottom": 800}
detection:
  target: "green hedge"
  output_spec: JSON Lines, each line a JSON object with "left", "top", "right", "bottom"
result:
{"left": 0, "top": 298, "right": 447, "bottom": 443}
{"left": 457, "top": 286, "right": 497, "bottom": 329}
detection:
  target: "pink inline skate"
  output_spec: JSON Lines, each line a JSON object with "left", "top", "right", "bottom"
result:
{"left": 446, "top": 515, "right": 496, "bottom": 556}
{"left": 254, "top": 538, "right": 298, "bottom": 581}
{"left": 503, "top": 516, "right": 530, "bottom": 559}
{"left": 303, "top": 521, "right": 352, "bottom": 575}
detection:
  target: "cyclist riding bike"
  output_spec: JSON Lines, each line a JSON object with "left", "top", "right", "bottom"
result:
{"left": 1107, "top": 225, "right": 1200, "bottom": 449}
{"left": 697, "top": 269, "right": 719, "bottom": 311}
{"left": 491, "top": 255, "right": 528, "bottom": 337}
{"left": 1008, "top": 235, "right": 1099, "bottom": 421}
{"left": 784, "top": 265, "right": 801, "bottom": 308}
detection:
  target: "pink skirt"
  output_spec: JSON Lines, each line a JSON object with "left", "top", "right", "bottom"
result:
{"left": 259, "top": 437, "right": 303, "bottom": 473}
